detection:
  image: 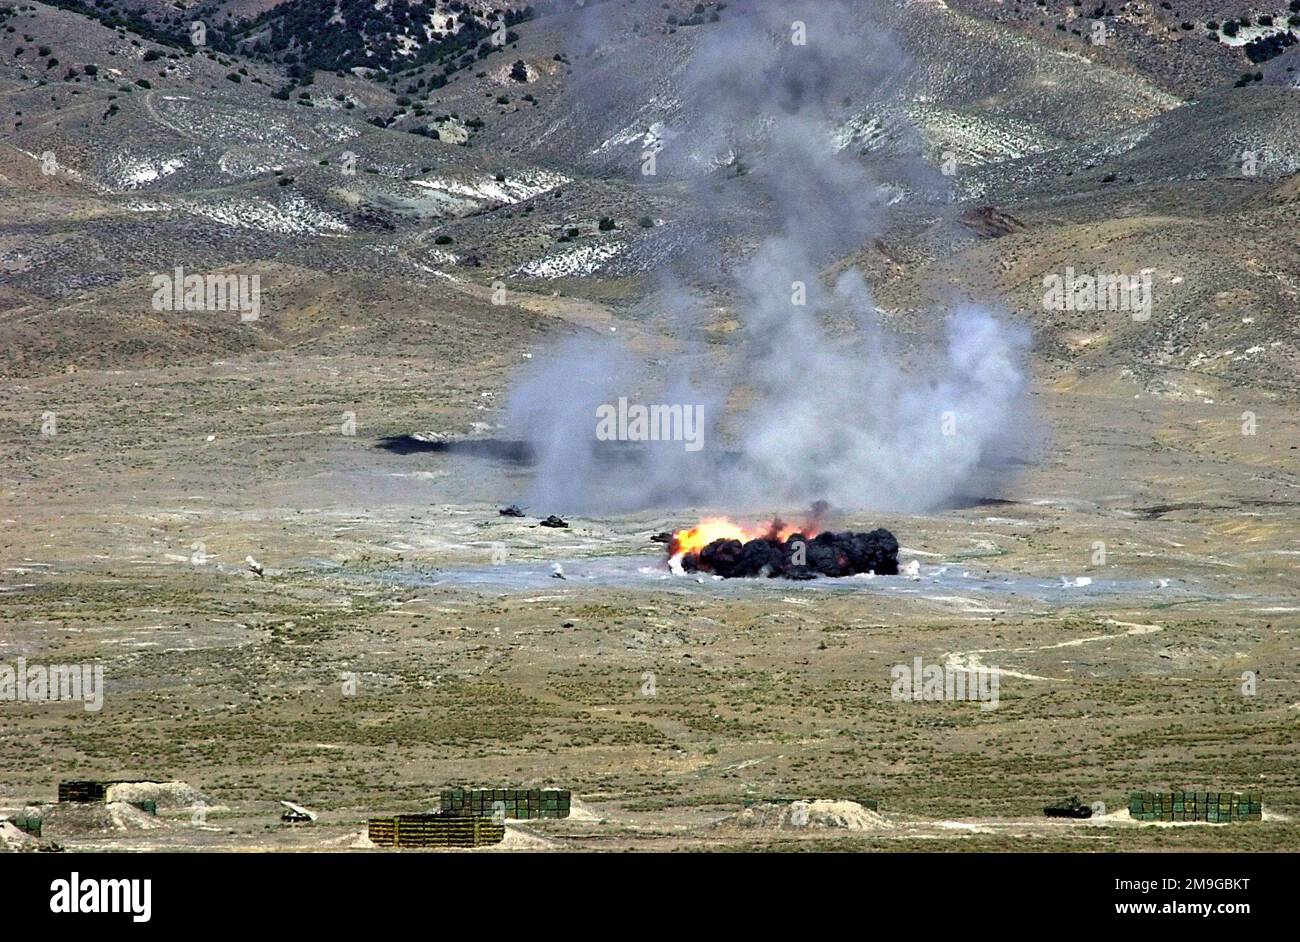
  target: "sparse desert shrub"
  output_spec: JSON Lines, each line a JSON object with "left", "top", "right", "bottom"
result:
{"left": 1245, "top": 29, "right": 1296, "bottom": 64}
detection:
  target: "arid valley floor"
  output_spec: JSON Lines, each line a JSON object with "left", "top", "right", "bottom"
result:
{"left": 2, "top": 345, "right": 1297, "bottom": 851}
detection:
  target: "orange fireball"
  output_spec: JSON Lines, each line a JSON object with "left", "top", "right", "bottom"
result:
{"left": 669, "top": 517, "right": 750, "bottom": 557}
{"left": 668, "top": 515, "right": 822, "bottom": 563}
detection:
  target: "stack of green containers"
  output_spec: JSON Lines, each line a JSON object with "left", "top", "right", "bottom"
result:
{"left": 440, "top": 788, "right": 571, "bottom": 819}
{"left": 1128, "top": 791, "right": 1261, "bottom": 822}
{"left": 11, "top": 815, "right": 42, "bottom": 837}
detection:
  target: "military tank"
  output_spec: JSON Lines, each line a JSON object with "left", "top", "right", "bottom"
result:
{"left": 1044, "top": 795, "right": 1094, "bottom": 819}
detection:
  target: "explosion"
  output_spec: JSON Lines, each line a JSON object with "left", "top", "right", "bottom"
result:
{"left": 667, "top": 509, "right": 898, "bottom": 580}
{"left": 668, "top": 517, "right": 816, "bottom": 558}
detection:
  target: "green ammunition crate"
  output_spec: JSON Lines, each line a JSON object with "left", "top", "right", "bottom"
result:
{"left": 11, "top": 816, "right": 42, "bottom": 837}
{"left": 1128, "top": 790, "right": 1260, "bottom": 823}
{"left": 440, "top": 788, "right": 571, "bottom": 820}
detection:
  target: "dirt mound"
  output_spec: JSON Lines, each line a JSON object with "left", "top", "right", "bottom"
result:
{"left": 104, "top": 781, "right": 208, "bottom": 810}
{"left": 0, "top": 821, "right": 39, "bottom": 850}
{"left": 730, "top": 800, "right": 893, "bottom": 831}
{"left": 564, "top": 798, "right": 603, "bottom": 823}
{"left": 38, "top": 801, "right": 167, "bottom": 836}
{"left": 498, "top": 823, "right": 556, "bottom": 850}
{"left": 108, "top": 802, "right": 166, "bottom": 831}
{"left": 320, "top": 831, "right": 375, "bottom": 849}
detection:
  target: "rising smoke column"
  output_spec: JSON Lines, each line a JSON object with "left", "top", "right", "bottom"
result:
{"left": 504, "top": 0, "right": 1032, "bottom": 513}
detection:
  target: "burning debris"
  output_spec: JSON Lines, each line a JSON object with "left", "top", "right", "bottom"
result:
{"left": 667, "top": 515, "right": 899, "bottom": 579}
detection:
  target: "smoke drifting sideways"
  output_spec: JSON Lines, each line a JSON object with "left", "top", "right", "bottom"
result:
{"left": 504, "top": 0, "right": 1033, "bottom": 515}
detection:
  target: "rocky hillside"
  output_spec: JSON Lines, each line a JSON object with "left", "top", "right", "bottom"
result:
{"left": 1, "top": 0, "right": 1297, "bottom": 399}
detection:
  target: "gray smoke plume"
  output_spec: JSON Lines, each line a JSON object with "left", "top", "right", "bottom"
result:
{"left": 504, "top": 0, "right": 1032, "bottom": 513}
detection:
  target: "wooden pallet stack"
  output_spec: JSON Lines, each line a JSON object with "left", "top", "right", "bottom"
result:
{"left": 57, "top": 780, "right": 109, "bottom": 803}
{"left": 367, "top": 812, "right": 506, "bottom": 848}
